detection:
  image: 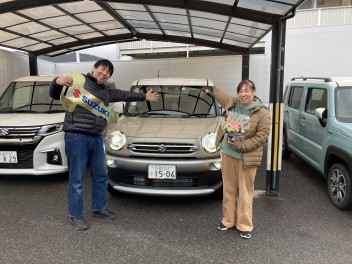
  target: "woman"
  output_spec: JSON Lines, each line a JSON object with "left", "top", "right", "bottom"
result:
{"left": 213, "top": 80, "right": 271, "bottom": 239}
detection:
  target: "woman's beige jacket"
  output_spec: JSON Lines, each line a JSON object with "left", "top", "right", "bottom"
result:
{"left": 213, "top": 88, "right": 271, "bottom": 168}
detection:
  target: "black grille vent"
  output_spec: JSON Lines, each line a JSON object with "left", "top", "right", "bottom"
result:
{"left": 127, "top": 142, "right": 199, "bottom": 154}
{"left": 119, "top": 173, "right": 206, "bottom": 187}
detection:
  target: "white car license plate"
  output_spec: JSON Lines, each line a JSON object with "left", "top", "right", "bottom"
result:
{"left": 0, "top": 151, "right": 18, "bottom": 163}
{"left": 148, "top": 164, "right": 176, "bottom": 179}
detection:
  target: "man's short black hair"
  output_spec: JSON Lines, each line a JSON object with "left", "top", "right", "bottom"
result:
{"left": 94, "top": 59, "right": 114, "bottom": 76}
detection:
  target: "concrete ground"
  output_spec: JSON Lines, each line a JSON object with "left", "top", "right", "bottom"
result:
{"left": 0, "top": 152, "right": 351, "bottom": 264}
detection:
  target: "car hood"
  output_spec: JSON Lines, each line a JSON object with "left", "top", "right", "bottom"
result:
{"left": 0, "top": 113, "right": 65, "bottom": 126}
{"left": 110, "top": 116, "right": 221, "bottom": 138}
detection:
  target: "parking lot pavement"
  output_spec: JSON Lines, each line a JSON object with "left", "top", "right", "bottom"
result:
{"left": 1, "top": 152, "right": 352, "bottom": 264}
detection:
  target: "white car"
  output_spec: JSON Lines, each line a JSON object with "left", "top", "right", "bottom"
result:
{"left": 0, "top": 75, "right": 67, "bottom": 175}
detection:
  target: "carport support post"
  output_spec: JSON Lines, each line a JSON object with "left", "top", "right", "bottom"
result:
{"left": 29, "top": 52, "right": 38, "bottom": 76}
{"left": 266, "top": 19, "right": 287, "bottom": 196}
{"left": 242, "top": 50, "right": 250, "bottom": 80}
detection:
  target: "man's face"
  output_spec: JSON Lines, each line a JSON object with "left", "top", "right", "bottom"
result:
{"left": 92, "top": 65, "right": 111, "bottom": 84}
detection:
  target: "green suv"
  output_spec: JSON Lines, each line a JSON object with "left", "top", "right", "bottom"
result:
{"left": 283, "top": 77, "right": 352, "bottom": 209}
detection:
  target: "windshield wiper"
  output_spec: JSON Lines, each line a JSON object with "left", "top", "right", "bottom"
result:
{"left": 181, "top": 113, "right": 211, "bottom": 118}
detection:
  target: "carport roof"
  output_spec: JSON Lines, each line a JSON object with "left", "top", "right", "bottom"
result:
{"left": 0, "top": 0, "right": 305, "bottom": 57}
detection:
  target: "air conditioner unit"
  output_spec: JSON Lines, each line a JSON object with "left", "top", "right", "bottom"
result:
{"left": 342, "top": 0, "right": 351, "bottom": 6}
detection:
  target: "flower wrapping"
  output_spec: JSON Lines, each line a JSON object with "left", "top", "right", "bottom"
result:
{"left": 223, "top": 112, "right": 250, "bottom": 141}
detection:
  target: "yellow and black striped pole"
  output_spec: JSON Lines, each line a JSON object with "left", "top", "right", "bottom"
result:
{"left": 266, "top": 15, "right": 292, "bottom": 195}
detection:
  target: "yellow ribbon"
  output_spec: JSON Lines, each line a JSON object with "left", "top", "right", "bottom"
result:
{"left": 60, "top": 72, "right": 118, "bottom": 124}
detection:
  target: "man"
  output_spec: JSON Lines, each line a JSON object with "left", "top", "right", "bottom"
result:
{"left": 50, "top": 59, "right": 159, "bottom": 230}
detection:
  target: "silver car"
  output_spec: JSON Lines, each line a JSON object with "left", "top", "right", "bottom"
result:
{"left": 105, "top": 78, "right": 222, "bottom": 197}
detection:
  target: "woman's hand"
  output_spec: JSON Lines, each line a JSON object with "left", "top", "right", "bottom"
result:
{"left": 146, "top": 89, "right": 159, "bottom": 101}
{"left": 226, "top": 137, "right": 236, "bottom": 144}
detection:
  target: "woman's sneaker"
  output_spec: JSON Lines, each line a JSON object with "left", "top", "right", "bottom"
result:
{"left": 240, "top": 231, "right": 251, "bottom": 239}
{"left": 217, "top": 223, "right": 230, "bottom": 231}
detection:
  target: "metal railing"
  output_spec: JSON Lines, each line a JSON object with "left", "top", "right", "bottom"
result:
{"left": 287, "top": 6, "right": 352, "bottom": 28}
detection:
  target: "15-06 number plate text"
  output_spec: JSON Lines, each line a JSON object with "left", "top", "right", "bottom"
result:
{"left": 148, "top": 164, "right": 176, "bottom": 179}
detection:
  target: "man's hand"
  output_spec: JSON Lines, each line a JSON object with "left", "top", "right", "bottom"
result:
{"left": 56, "top": 76, "right": 73, "bottom": 87}
{"left": 146, "top": 89, "right": 159, "bottom": 101}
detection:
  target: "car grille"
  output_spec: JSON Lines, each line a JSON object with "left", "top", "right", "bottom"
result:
{"left": 0, "top": 126, "right": 41, "bottom": 139}
{"left": 120, "top": 173, "right": 206, "bottom": 187}
{"left": 127, "top": 142, "right": 199, "bottom": 154}
{"left": 0, "top": 126, "right": 40, "bottom": 169}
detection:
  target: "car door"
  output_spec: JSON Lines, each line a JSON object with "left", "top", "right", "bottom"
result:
{"left": 284, "top": 85, "right": 304, "bottom": 152}
{"left": 297, "top": 87, "right": 327, "bottom": 169}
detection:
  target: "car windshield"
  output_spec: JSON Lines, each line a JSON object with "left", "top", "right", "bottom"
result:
{"left": 126, "top": 85, "right": 217, "bottom": 117}
{"left": 0, "top": 81, "right": 65, "bottom": 113}
{"left": 336, "top": 86, "right": 352, "bottom": 123}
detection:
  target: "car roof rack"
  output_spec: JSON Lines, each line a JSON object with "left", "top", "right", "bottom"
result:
{"left": 290, "top": 77, "right": 332, "bottom": 82}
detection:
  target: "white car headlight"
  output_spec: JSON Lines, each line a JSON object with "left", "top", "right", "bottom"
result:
{"left": 201, "top": 132, "right": 218, "bottom": 153}
{"left": 109, "top": 131, "right": 126, "bottom": 151}
{"left": 37, "top": 123, "right": 63, "bottom": 136}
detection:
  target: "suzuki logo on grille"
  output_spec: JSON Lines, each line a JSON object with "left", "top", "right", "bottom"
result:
{"left": 73, "top": 89, "right": 81, "bottom": 98}
{"left": 0, "top": 128, "right": 10, "bottom": 136}
{"left": 158, "top": 144, "right": 167, "bottom": 153}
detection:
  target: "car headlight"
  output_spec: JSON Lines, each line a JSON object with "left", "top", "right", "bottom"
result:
{"left": 37, "top": 123, "right": 63, "bottom": 136}
{"left": 109, "top": 131, "right": 126, "bottom": 151}
{"left": 201, "top": 132, "right": 218, "bottom": 153}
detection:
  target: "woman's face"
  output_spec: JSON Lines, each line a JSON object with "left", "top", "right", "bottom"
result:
{"left": 237, "top": 84, "right": 255, "bottom": 106}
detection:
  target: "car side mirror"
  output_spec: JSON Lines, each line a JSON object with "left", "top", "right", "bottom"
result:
{"left": 315, "top": 107, "right": 327, "bottom": 127}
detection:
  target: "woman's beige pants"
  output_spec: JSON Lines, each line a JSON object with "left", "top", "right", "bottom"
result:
{"left": 221, "top": 153, "right": 256, "bottom": 232}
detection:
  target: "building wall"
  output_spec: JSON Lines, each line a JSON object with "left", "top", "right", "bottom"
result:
{"left": 317, "top": 0, "right": 349, "bottom": 8}
{"left": 52, "top": 54, "right": 271, "bottom": 103}
{"left": 0, "top": 50, "right": 29, "bottom": 92}
{"left": 54, "top": 55, "right": 245, "bottom": 100}
{"left": 0, "top": 50, "right": 55, "bottom": 94}
{"left": 284, "top": 24, "right": 352, "bottom": 84}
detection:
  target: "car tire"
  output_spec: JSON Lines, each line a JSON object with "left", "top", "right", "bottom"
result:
{"left": 327, "top": 163, "right": 352, "bottom": 210}
{"left": 282, "top": 131, "right": 292, "bottom": 160}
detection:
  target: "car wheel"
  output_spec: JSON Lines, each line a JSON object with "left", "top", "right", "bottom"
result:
{"left": 327, "top": 163, "right": 352, "bottom": 210}
{"left": 282, "top": 131, "right": 291, "bottom": 160}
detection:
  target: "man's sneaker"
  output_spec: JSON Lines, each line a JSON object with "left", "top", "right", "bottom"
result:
{"left": 217, "top": 223, "right": 230, "bottom": 231}
{"left": 240, "top": 231, "right": 251, "bottom": 239}
{"left": 70, "top": 216, "right": 89, "bottom": 230}
{"left": 92, "top": 209, "right": 117, "bottom": 220}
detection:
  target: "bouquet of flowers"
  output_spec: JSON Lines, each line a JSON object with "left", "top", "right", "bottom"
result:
{"left": 223, "top": 112, "right": 249, "bottom": 142}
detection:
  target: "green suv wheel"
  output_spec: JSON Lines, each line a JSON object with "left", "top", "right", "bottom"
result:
{"left": 327, "top": 163, "right": 352, "bottom": 210}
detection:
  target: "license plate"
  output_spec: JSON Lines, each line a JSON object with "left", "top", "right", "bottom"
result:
{"left": 148, "top": 164, "right": 176, "bottom": 179}
{"left": 0, "top": 151, "right": 18, "bottom": 163}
